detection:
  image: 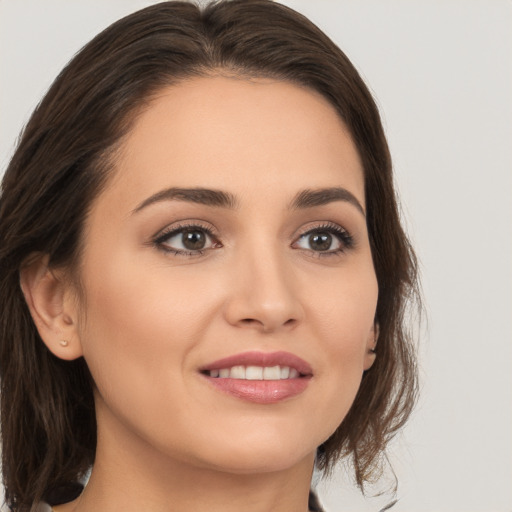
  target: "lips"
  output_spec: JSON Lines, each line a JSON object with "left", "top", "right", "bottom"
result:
{"left": 199, "top": 351, "right": 312, "bottom": 404}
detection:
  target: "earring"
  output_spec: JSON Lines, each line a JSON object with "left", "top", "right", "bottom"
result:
{"left": 59, "top": 340, "right": 69, "bottom": 347}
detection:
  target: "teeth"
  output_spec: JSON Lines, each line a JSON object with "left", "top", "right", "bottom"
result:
{"left": 246, "top": 366, "right": 263, "bottom": 380}
{"left": 208, "top": 365, "right": 301, "bottom": 380}
{"left": 230, "top": 365, "right": 245, "bottom": 379}
{"left": 289, "top": 368, "right": 299, "bottom": 379}
{"left": 263, "top": 365, "right": 280, "bottom": 380}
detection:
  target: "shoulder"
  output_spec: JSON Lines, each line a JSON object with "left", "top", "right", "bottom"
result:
{"left": 308, "top": 490, "right": 325, "bottom": 512}
{"left": 3, "top": 505, "right": 52, "bottom": 512}
{"left": 33, "top": 503, "right": 53, "bottom": 512}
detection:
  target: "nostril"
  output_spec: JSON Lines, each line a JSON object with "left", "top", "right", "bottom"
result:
{"left": 238, "top": 317, "right": 297, "bottom": 330}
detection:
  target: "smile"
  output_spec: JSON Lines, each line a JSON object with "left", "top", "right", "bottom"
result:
{"left": 200, "top": 351, "right": 312, "bottom": 403}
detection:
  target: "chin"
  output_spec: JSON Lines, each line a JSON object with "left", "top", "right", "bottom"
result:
{"left": 184, "top": 426, "right": 322, "bottom": 475}
{"left": 205, "top": 447, "right": 315, "bottom": 475}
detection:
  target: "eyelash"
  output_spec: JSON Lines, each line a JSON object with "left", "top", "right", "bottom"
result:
{"left": 153, "top": 222, "right": 220, "bottom": 257}
{"left": 152, "top": 221, "right": 354, "bottom": 257}
{"left": 294, "top": 222, "right": 355, "bottom": 258}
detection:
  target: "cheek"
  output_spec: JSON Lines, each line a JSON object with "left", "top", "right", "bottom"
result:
{"left": 75, "top": 250, "right": 223, "bottom": 405}
{"left": 304, "top": 263, "right": 378, "bottom": 424}
{"left": 308, "top": 261, "right": 378, "bottom": 351}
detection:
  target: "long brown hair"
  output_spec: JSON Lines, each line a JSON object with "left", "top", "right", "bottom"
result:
{"left": 0, "top": 1, "right": 419, "bottom": 510}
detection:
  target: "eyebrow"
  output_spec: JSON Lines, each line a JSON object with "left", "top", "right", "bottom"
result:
{"left": 290, "top": 187, "right": 365, "bottom": 216}
{"left": 132, "top": 186, "right": 365, "bottom": 216}
{"left": 132, "top": 187, "right": 238, "bottom": 214}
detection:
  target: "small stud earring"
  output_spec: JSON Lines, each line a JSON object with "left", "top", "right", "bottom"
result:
{"left": 59, "top": 340, "right": 69, "bottom": 347}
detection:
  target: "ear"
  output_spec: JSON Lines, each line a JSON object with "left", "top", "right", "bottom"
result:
{"left": 363, "top": 322, "right": 379, "bottom": 371}
{"left": 20, "top": 254, "right": 83, "bottom": 360}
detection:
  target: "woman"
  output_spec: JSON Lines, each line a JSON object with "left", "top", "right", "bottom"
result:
{"left": 0, "top": 1, "right": 419, "bottom": 511}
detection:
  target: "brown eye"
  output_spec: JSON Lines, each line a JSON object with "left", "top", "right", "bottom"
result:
{"left": 296, "top": 231, "right": 340, "bottom": 252}
{"left": 292, "top": 223, "right": 354, "bottom": 256}
{"left": 308, "top": 232, "right": 333, "bottom": 251}
{"left": 182, "top": 230, "right": 206, "bottom": 250}
{"left": 155, "top": 225, "right": 219, "bottom": 254}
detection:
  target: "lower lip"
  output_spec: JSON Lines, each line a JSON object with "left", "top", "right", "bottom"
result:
{"left": 203, "top": 376, "right": 310, "bottom": 404}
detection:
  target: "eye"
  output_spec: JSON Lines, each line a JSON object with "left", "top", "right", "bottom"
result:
{"left": 295, "top": 231, "right": 341, "bottom": 252}
{"left": 293, "top": 223, "right": 354, "bottom": 255}
{"left": 154, "top": 224, "right": 220, "bottom": 255}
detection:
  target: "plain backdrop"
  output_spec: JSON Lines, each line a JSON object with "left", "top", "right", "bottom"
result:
{"left": 1, "top": 1, "right": 511, "bottom": 511}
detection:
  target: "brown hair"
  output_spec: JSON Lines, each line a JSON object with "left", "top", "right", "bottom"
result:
{"left": 0, "top": 1, "right": 419, "bottom": 510}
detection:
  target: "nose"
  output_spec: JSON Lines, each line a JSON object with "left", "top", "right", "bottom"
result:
{"left": 223, "top": 247, "right": 304, "bottom": 333}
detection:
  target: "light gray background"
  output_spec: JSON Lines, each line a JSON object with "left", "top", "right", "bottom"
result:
{"left": 1, "top": 1, "right": 511, "bottom": 511}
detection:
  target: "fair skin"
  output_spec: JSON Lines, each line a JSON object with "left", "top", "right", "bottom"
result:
{"left": 22, "top": 76, "right": 377, "bottom": 512}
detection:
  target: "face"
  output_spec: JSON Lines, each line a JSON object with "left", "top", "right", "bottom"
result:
{"left": 71, "top": 76, "right": 378, "bottom": 474}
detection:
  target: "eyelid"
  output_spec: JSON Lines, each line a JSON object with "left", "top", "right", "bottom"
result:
{"left": 153, "top": 219, "right": 217, "bottom": 240}
{"left": 295, "top": 221, "right": 351, "bottom": 239}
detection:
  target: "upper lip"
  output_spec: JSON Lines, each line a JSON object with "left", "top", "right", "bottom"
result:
{"left": 200, "top": 351, "right": 313, "bottom": 376}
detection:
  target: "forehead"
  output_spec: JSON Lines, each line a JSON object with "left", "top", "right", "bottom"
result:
{"left": 100, "top": 75, "right": 365, "bottom": 212}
